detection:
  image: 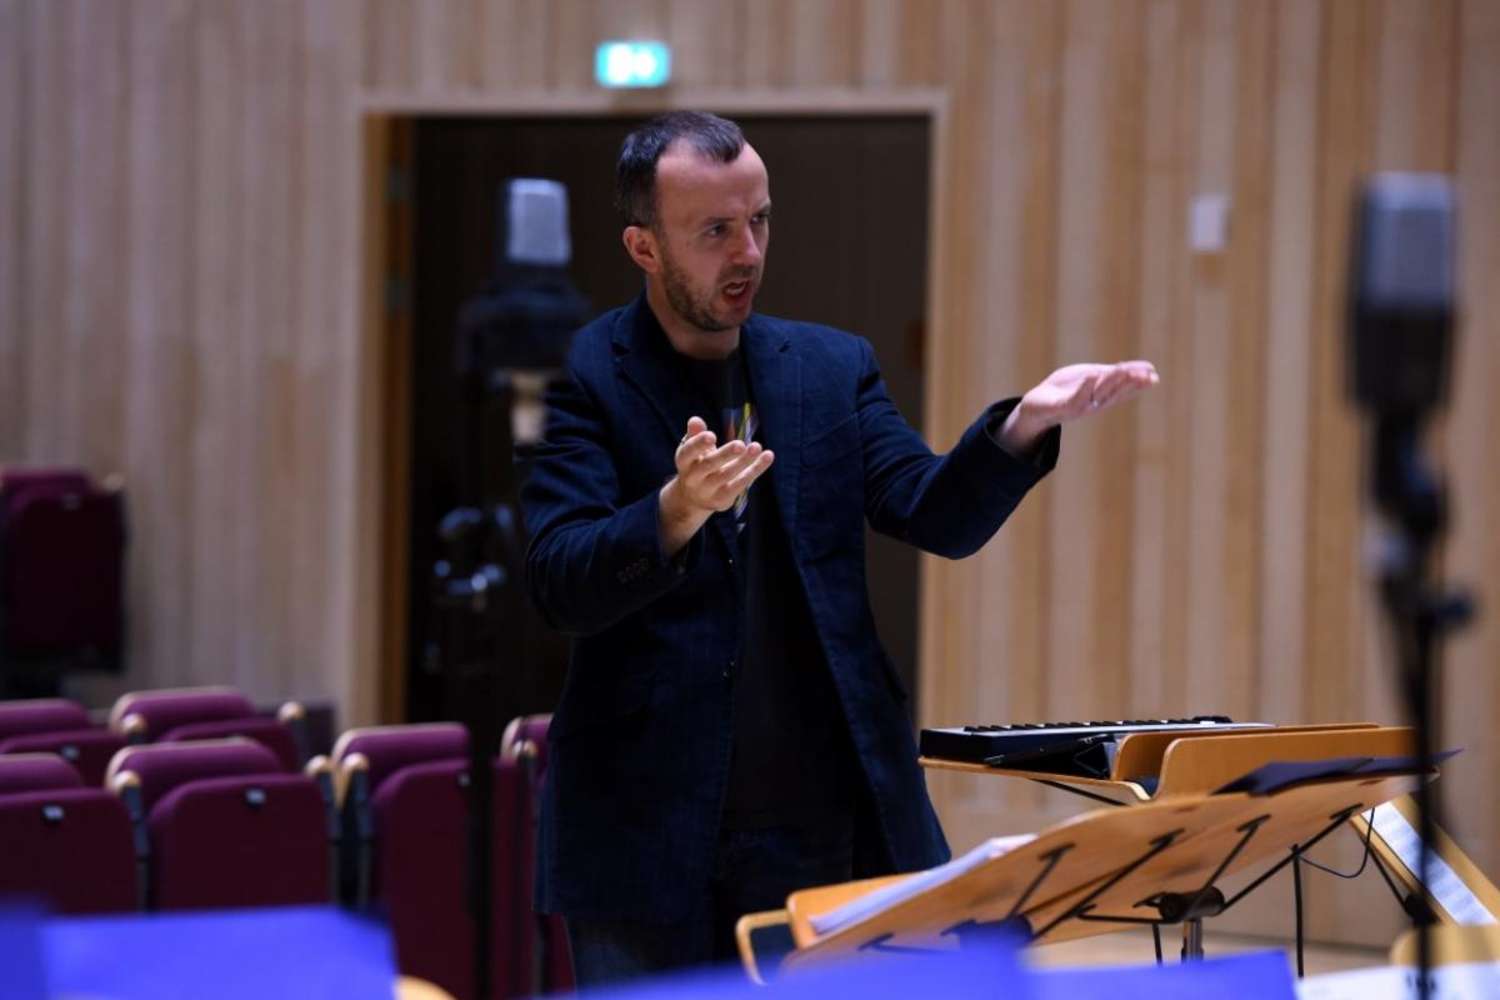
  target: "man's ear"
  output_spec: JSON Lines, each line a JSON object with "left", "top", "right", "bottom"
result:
{"left": 622, "top": 225, "right": 661, "bottom": 275}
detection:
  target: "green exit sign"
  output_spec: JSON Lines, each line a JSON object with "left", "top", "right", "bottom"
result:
{"left": 596, "top": 41, "right": 671, "bottom": 89}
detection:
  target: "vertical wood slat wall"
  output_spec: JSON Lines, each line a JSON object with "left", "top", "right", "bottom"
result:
{"left": 2, "top": 0, "right": 1496, "bottom": 943}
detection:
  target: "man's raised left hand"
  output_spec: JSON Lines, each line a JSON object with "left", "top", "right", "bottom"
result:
{"left": 996, "top": 360, "right": 1160, "bottom": 458}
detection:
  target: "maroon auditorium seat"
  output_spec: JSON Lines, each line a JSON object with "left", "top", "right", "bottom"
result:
{"left": 333, "top": 722, "right": 469, "bottom": 802}
{"left": 371, "top": 758, "right": 474, "bottom": 998}
{"left": 109, "top": 686, "right": 256, "bottom": 741}
{"left": 160, "top": 716, "right": 301, "bottom": 772}
{"left": 0, "top": 698, "right": 128, "bottom": 786}
{"left": 0, "top": 467, "right": 92, "bottom": 500}
{"left": 0, "top": 698, "right": 91, "bottom": 739}
{"left": 109, "top": 685, "right": 306, "bottom": 768}
{"left": 335, "top": 720, "right": 576, "bottom": 998}
{"left": 0, "top": 752, "right": 83, "bottom": 795}
{"left": 0, "top": 483, "right": 124, "bottom": 660}
{"left": 0, "top": 785, "right": 136, "bottom": 913}
{"left": 372, "top": 754, "right": 543, "bottom": 1000}
{"left": 107, "top": 738, "right": 329, "bottom": 911}
{"left": 1, "top": 728, "right": 128, "bottom": 787}
{"left": 332, "top": 722, "right": 469, "bottom": 906}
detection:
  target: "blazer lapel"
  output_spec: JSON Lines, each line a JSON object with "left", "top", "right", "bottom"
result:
{"left": 613, "top": 296, "right": 742, "bottom": 556}
{"left": 742, "top": 316, "right": 803, "bottom": 537}
{"left": 612, "top": 296, "right": 702, "bottom": 452}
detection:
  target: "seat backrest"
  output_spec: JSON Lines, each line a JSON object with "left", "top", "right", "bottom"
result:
{"left": 0, "top": 698, "right": 92, "bottom": 740}
{"left": 334, "top": 728, "right": 468, "bottom": 797}
{"left": 107, "top": 738, "right": 282, "bottom": 815}
{"left": 109, "top": 687, "right": 254, "bottom": 742}
{"left": 332, "top": 723, "right": 469, "bottom": 909}
{"left": 373, "top": 757, "right": 549, "bottom": 1000}
{"left": 372, "top": 758, "right": 473, "bottom": 998}
{"left": 0, "top": 787, "right": 137, "bottom": 913}
{"left": 491, "top": 753, "right": 547, "bottom": 999}
{"left": 0, "top": 489, "right": 125, "bottom": 651}
{"left": 0, "top": 729, "right": 128, "bottom": 787}
{"left": 160, "top": 716, "right": 301, "bottom": 772}
{"left": 146, "top": 772, "right": 330, "bottom": 911}
{"left": 0, "top": 467, "right": 92, "bottom": 503}
{"left": 0, "top": 752, "right": 83, "bottom": 794}
{"left": 333, "top": 723, "right": 469, "bottom": 803}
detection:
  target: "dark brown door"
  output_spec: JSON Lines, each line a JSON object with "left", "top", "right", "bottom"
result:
{"left": 403, "top": 114, "right": 930, "bottom": 727}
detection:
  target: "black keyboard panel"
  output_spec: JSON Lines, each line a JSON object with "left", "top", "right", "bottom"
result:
{"left": 919, "top": 716, "right": 1269, "bottom": 765}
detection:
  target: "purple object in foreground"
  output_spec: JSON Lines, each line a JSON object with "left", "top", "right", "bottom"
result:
{"left": 575, "top": 942, "right": 1294, "bottom": 1000}
{"left": 582, "top": 935, "right": 1032, "bottom": 1000}
{"left": 1029, "top": 950, "right": 1296, "bottom": 1000}
{"left": 41, "top": 905, "right": 394, "bottom": 1000}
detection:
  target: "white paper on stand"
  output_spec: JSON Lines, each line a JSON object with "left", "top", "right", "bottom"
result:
{"left": 808, "top": 833, "right": 1037, "bottom": 937}
{"left": 1369, "top": 804, "right": 1497, "bottom": 925}
{"left": 1297, "top": 961, "right": 1500, "bottom": 1000}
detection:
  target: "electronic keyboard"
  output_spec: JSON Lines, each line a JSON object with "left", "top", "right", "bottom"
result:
{"left": 919, "top": 716, "right": 1273, "bottom": 772}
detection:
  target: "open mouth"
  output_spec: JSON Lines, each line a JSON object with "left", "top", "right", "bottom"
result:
{"left": 722, "top": 279, "right": 752, "bottom": 301}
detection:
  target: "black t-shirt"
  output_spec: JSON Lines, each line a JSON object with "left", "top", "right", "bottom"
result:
{"left": 675, "top": 349, "right": 856, "bottom": 831}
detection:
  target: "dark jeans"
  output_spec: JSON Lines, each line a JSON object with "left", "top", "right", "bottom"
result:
{"left": 567, "top": 817, "right": 854, "bottom": 990}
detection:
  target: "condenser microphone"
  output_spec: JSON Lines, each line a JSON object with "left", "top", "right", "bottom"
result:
{"left": 1347, "top": 173, "right": 1456, "bottom": 418}
{"left": 501, "top": 178, "right": 571, "bottom": 268}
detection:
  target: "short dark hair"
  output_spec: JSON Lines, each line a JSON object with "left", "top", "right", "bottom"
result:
{"left": 615, "top": 111, "right": 746, "bottom": 227}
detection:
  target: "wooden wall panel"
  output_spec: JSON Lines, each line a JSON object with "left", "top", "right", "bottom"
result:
{"left": 667, "top": 0, "right": 739, "bottom": 90}
{"left": 741, "top": 0, "right": 794, "bottom": 89}
{"left": 476, "top": 0, "right": 548, "bottom": 91}
{"left": 925, "top": 0, "right": 1007, "bottom": 828}
{"left": 1445, "top": 0, "right": 1500, "bottom": 876}
{"left": 0, "top": 0, "right": 23, "bottom": 460}
{"left": 1128, "top": 0, "right": 1186, "bottom": 721}
{"left": 306, "top": 0, "right": 371, "bottom": 726}
{"left": 4, "top": 0, "right": 1498, "bottom": 946}
{"left": 22, "top": 0, "right": 67, "bottom": 462}
{"left": 1183, "top": 0, "right": 1238, "bottom": 716}
{"left": 1047, "top": 0, "right": 1111, "bottom": 731}
{"left": 1257, "top": 0, "right": 1321, "bottom": 740}
{"left": 188, "top": 0, "right": 241, "bottom": 691}
{"left": 121, "top": 0, "right": 197, "bottom": 694}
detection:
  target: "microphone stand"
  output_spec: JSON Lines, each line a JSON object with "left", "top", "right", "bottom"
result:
{"left": 1367, "top": 413, "right": 1473, "bottom": 1000}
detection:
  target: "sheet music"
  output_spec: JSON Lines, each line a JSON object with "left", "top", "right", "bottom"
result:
{"left": 1369, "top": 804, "right": 1497, "bottom": 926}
{"left": 1297, "top": 961, "right": 1500, "bottom": 1000}
{"left": 808, "top": 833, "right": 1037, "bottom": 937}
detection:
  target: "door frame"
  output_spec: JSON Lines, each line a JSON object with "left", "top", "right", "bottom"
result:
{"left": 354, "top": 89, "right": 951, "bottom": 726}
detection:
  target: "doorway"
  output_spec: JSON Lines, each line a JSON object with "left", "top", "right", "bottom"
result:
{"left": 388, "top": 113, "right": 932, "bottom": 729}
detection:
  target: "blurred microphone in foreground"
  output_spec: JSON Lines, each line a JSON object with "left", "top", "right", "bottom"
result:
{"left": 1347, "top": 172, "right": 1473, "bottom": 1000}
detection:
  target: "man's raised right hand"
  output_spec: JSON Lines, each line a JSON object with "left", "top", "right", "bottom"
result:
{"left": 657, "top": 415, "right": 775, "bottom": 557}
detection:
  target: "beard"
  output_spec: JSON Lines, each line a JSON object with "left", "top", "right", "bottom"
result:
{"left": 658, "top": 244, "right": 756, "bottom": 334}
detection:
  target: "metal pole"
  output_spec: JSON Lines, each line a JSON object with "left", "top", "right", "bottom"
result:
{"left": 1181, "top": 918, "right": 1204, "bottom": 961}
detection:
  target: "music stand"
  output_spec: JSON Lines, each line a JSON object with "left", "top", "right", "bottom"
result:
{"left": 739, "top": 728, "right": 1431, "bottom": 977}
{"left": 775, "top": 769, "right": 1425, "bottom": 976}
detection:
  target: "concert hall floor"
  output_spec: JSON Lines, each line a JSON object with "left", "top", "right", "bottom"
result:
{"left": 1028, "top": 928, "right": 1385, "bottom": 975}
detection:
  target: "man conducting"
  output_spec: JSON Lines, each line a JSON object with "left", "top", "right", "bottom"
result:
{"left": 521, "top": 110, "right": 1157, "bottom": 986}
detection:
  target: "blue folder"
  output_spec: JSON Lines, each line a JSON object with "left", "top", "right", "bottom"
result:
{"left": 0, "top": 904, "right": 394, "bottom": 1000}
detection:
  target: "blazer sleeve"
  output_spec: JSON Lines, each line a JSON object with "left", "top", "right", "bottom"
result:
{"left": 856, "top": 337, "right": 1060, "bottom": 559}
{"left": 520, "top": 363, "right": 704, "bottom": 637}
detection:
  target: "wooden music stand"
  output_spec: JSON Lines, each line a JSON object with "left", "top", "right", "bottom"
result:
{"left": 780, "top": 794, "right": 1239, "bottom": 971}
{"left": 1023, "top": 772, "right": 1422, "bottom": 945}
{"left": 758, "top": 728, "right": 1437, "bottom": 977}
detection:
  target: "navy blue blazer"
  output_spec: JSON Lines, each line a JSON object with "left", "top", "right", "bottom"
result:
{"left": 521, "top": 295, "right": 1058, "bottom": 922}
